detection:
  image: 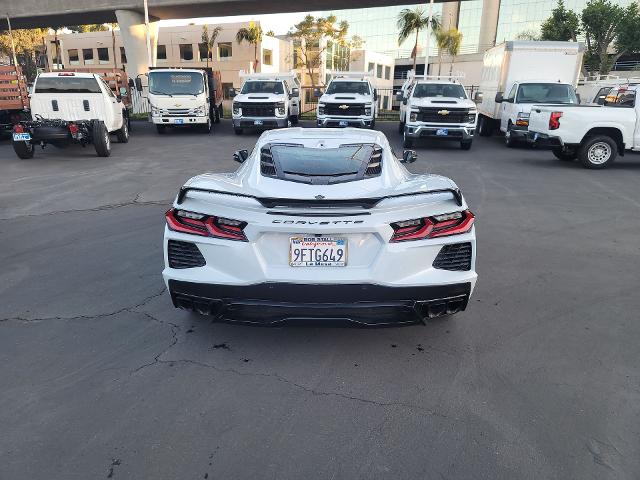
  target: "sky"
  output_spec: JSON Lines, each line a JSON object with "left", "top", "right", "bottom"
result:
{"left": 160, "top": 11, "right": 320, "bottom": 35}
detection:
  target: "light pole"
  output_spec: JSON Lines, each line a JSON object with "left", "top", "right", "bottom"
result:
{"left": 5, "top": 14, "right": 19, "bottom": 68}
{"left": 423, "top": 0, "right": 434, "bottom": 76}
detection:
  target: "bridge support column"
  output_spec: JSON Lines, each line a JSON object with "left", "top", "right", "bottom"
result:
{"left": 115, "top": 9, "right": 158, "bottom": 76}
{"left": 441, "top": 1, "right": 460, "bottom": 31}
{"left": 478, "top": 0, "right": 500, "bottom": 51}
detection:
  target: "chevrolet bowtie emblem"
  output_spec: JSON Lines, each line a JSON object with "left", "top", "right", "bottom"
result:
{"left": 438, "top": 109, "right": 450, "bottom": 115}
{"left": 338, "top": 104, "right": 349, "bottom": 109}
{"left": 315, "top": 194, "right": 325, "bottom": 200}
{"left": 174, "top": 104, "right": 182, "bottom": 107}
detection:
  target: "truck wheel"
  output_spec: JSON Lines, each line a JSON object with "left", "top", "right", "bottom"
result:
{"left": 116, "top": 118, "right": 129, "bottom": 143}
{"left": 13, "top": 140, "right": 35, "bottom": 159}
{"left": 478, "top": 116, "right": 493, "bottom": 137}
{"left": 92, "top": 121, "right": 111, "bottom": 157}
{"left": 403, "top": 131, "right": 413, "bottom": 148}
{"left": 156, "top": 125, "right": 166, "bottom": 135}
{"left": 234, "top": 127, "right": 243, "bottom": 135}
{"left": 460, "top": 140, "right": 473, "bottom": 150}
{"left": 552, "top": 147, "right": 577, "bottom": 161}
{"left": 504, "top": 124, "right": 517, "bottom": 148}
{"left": 290, "top": 114, "right": 299, "bottom": 125}
{"left": 578, "top": 135, "right": 617, "bottom": 169}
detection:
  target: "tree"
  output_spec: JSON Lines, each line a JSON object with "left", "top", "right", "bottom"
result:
{"left": 0, "top": 28, "right": 48, "bottom": 80}
{"left": 236, "top": 22, "right": 263, "bottom": 72}
{"left": 581, "top": 0, "right": 640, "bottom": 74}
{"left": 397, "top": 7, "right": 441, "bottom": 72}
{"left": 266, "top": 30, "right": 275, "bottom": 37}
{"left": 446, "top": 28, "right": 463, "bottom": 75}
{"left": 201, "top": 24, "right": 223, "bottom": 68}
{"left": 67, "top": 24, "right": 109, "bottom": 33}
{"left": 434, "top": 28, "right": 450, "bottom": 75}
{"left": 540, "top": 0, "right": 580, "bottom": 41}
{"left": 288, "top": 15, "right": 349, "bottom": 89}
{"left": 516, "top": 29, "right": 541, "bottom": 41}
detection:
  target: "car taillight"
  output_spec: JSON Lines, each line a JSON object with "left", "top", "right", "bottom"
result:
{"left": 13, "top": 124, "right": 24, "bottom": 133}
{"left": 390, "top": 210, "right": 475, "bottom": 242}
{"left": 549, "top": 112, "right": 562, "bottom": 130}
{"left": 165, "top": 208, "right": 248, "bottom": 241}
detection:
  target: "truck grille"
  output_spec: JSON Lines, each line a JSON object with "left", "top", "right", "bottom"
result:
{"left": 168, "top": 240, "right": 206, "bottom": 269}
{"left": 418, "top": 107, "right": 469, "bottom": 124}
{"left": 432, "top": 243, "right": 472, "bottom": 271}
{"left": 238, "top": 102, "right": 276, "bottom": 117}
{"left": 324, "top": 103, "right": 366, "bottom": 116}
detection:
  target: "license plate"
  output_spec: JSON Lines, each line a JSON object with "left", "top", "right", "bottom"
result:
{"left": 174, "top": 119, "right": 184, "bottom": 124}
{"left": 254, "top": 120, "right": 263, "bottom": 126}
{"left": 13, "top": 132, "right": 31, "bottom": 141}
{"left": 338, "top": 120, "right": 349, "bottom": 127}
{"left": 289, "top": 237, "right": 347, "bottom": 267}
{"left": 436, "top": 129, "right": 448, "bottom": 136}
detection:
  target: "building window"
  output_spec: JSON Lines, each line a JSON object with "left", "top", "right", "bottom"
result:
{"left": 219, "top": 42, "right": 232, "bottom": 59}
{"left": 83, "top": 48, "right": 94, "bottom": 65}
{"left": 222, "top": 82, "right": 234, "bottom": 99}
{"left": 384, "top": 66, "right": 391, "bottom": 80}
{"left": 263, "top": 49, "right": 273, "bottom": 66}
{"left": 180, "top": 44, "right": 194, "bottom": 61}
{"left": 368, "top": 62, "right": 375, "bottom": 74}
{"left": 97, "top": 47, "right": 109, "bottom": 65}
{"left": 376, "top": 64, "right": 383, "bottom": 78}
{"left": 68, "top": 49, "right": 79, "bottom": 65}
{"left": 198, "top": 43, "right": 209, "bottom": 61}
{"left": 119, "top": 47, "right": 127, "bottom": 64}
{"left": 157, "top": 45, "right": 167, "bottom": 60}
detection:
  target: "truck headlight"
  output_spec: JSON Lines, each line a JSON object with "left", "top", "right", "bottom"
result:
{"left": 516, "top": 112, "right": 530, "bottom": 127}
{"left": 318, "top": 103, "right": 325, "bottom": 115}
{"left": 365, "top": 104, "right": 372, "bottom": 116}
{"left": 276, "top": 102, "right": 286, "bottom": 116}
{"left": 232, "top": 103, "right": 240, "bottom": 115}
{"left": 467, "top": 110, "right": 477, "bottom": 123}
{"left": 151, "top": 105, "right": 161, "bottom": 117}
{"left": 410, "top": 111, "right": 418, "bottom": 122}
{"left": 194, "top": 105, "right": 206, "bottom": 117}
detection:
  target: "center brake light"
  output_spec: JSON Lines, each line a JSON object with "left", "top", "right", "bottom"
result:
{"left": 390, "top": 210, "right": 474, "bottom": 242}
{"left": 165, "top": 208, "right": 248, "bottom": 241}
{"left": 549, "top": 111, "right": 562, "bottom": 130}
{"left": 58, "top": 72, "right": 75, "bottom": 76}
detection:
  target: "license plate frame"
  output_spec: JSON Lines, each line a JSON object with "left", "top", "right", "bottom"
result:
{"left": 13, "top": 132, "right": 31, "bottom": 141}
{"left": 436, "top": 128, "right": 449, "bottom": 136}
{"left": 289, "top": 237, "right": 347, "bottom": 267}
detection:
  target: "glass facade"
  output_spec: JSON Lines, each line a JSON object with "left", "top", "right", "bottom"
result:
{"left": 457, "top": 0, "right": 483, "bottom": 50}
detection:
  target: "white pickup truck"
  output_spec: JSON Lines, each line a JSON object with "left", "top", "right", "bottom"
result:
{"left": 528, "top": 85, "right": 640, "bottom": 168}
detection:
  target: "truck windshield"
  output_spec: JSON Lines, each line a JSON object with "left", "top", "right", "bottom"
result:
{"left": 270, "top": 144, "right": 375, "bottom": 176}
{"left": 516, "top": 83, "right": 577, "bottom": 104}
{"left": 326, "top": 82, "right": 370, "bottom": 95}
{"left": 241, "top": 81, "right": 284, "bottom": 94}
{"left": 34, "top": 77, "right": 101, "bottom": 94}
{"left": 148, "top": 72, "right": 204, "bottom": 95}
{"left": 413, "top": 83, "right": 466, "bottom": 99}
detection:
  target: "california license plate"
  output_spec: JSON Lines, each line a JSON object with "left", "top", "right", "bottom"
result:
{"left": 174, "top": 119, "right": 184, "bottom": 124}
{"left": 13, "top": 132, "right": 31, "bottom": 141}
{"left": 289, "top": 237, "right": 347, "bottom": 267}
{"left": 338, "top": 120, "right": 348, "bottom": 127}
{"left": 254, "top": 119, "right": 263, "bottom": 126}
{"left": 436, "top": 129, "right": 448, "bottom": 136}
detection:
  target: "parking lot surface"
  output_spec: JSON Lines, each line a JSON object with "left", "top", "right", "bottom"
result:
{"left": 1, "top": 120, "right": 639, "bottom": 480}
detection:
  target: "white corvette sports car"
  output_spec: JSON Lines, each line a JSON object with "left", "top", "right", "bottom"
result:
{"left": 163, "top": 128, "right": 477, "bottom": 325}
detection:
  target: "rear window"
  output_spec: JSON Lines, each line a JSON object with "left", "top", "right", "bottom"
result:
{"left": 604, "top": 88, "right": 636, "bottom": 107}
{"left": 35, "top": 76, "right": 101, "bottom": 94}
{"left": 516, "top": 83, "right": 577, "bottom": 104}
{"left": 413, "top": 83, "right": 466, "bottom": 99}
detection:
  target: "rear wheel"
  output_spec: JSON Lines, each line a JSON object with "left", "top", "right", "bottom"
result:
{"left": 478, "top": 115, "right": 493, "bottom": 137}
{"left": 13, "top": 140, "right": 34, "bottom": 159}
{"left": 116, "top": 118, "right": 129, "bottom": 143}
{"left": 552, "top": 147, "right": 577, "bottom": 161}
{"left": 578, "top": 135, "right": 617, "bottom": 169}
{"left": 156, "top": 124, "right": 166, "bottom": 135}
{"left": 92, "top": 121, "right": 111, "bottom": 157}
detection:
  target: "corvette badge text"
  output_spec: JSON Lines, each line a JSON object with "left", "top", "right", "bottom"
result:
{"left": 272, "top": 220, "right": 365, "bottom": 225}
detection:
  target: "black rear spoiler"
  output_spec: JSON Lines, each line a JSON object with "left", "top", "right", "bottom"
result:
{"left": 176, "top": 186, "right": 463, "bottom": 208}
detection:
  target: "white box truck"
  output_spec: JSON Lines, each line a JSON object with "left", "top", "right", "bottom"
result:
{"left": 476, "top": 41, "right": 585, "bottom": 146}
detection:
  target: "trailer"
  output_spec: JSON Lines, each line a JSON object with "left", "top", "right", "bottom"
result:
{"left": 0, "top": 65, "right": 30, "bottom": 137}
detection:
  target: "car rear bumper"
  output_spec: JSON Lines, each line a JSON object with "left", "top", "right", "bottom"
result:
{"left": 527, "top": 131, "right": 564, "bottom": 149}
{"left": 168, "top": 279, "right": 472, "bottom": 325}
{"left": 317, "top": 117, "right": 374, "bottom": 128}
{"left": 405, "top": 124, "right": 475, "bottom": 140}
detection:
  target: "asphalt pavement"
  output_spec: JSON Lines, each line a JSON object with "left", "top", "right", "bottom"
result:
{"left": 1, "top": 120, "right": 639, "bottom": 480}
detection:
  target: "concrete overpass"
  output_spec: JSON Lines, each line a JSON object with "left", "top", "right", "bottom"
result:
{"left": 5, "top": 0, "right": 494, "bottom": 77}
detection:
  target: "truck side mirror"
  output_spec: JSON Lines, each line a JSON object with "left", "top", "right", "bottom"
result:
{"left": 314, "top": 88, "right": 322, "bottom": 98}
{"left": 494, "top": 92, "right": 504, "bottom": 103}
{"left": 401, "top": 150, "right": 417, "bottom": 164}
{"left": 134, "top": 77, "right": 143, "bottom": 92}
{"left": 229, "top": 88, "right": 236, "bottom": 98}
{"left": 233, "top": 149, "right": 249, "bottom": 163}
{"left": 474, "top": 91, "right": 483, "bottom": 103}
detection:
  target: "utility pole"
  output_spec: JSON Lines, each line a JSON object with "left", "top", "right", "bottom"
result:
{"left": 143, "top": 0, "right": 152, "bottom": 68}
{"left": 423, "top": 0, "right": 434, "bottom": 76}
{"left": 5, "top": 14, "right": 19, "bottom": 68}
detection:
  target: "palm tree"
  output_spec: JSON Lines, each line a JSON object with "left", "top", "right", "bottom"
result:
{"left": 446, "top": 29, "right": 463, "bottom": 75}
{"left": 397, "top": 7, "right": 440, "bottom": 72}
{"left": 236, "top": 22, "right": 263, "bottom": 72}
{"left": 201, "top": 25, "right": 223, "bottom": 69}
{"left": 434, "top": 28, "right": 451, "bottom": 75}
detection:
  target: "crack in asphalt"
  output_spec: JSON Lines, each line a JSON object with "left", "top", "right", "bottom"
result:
{"left": 0, "top": 287, "right": 167, "bottom": 324}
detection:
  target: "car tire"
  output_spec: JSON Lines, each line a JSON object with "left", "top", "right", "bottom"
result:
{"left": 578, "top": 135, "right": 617, "bottom": 169}
{"left": 156, "top": 125, "right": 166, "bottom": 135}
{"left": 478, "top": 115, "right": 493, "bottom": 137}
{"left": 460, "top": 140, "right": 472, "bottom": 150}
{"left": 13, "top": 140, "right": 35, "bottom": 159}
{"left": 234, "top": 127, "right": 243, "bottom": 135}
{"left": 505, "top": 123, "right": 517, "bottom": 148}
{"left": 403, "top": 131, "right": 413, "bottom": 148}
{"left": 115, "top": 118, "right": 129, "bottom": 143}
{"left": 290, "top": 114, "right": 299, "bottom": 125}
{"left": 552, "top": 147, "right": 577, "bottom": 161}
{"left": 92, "top": 121, "right": 111, "bottom": 157}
